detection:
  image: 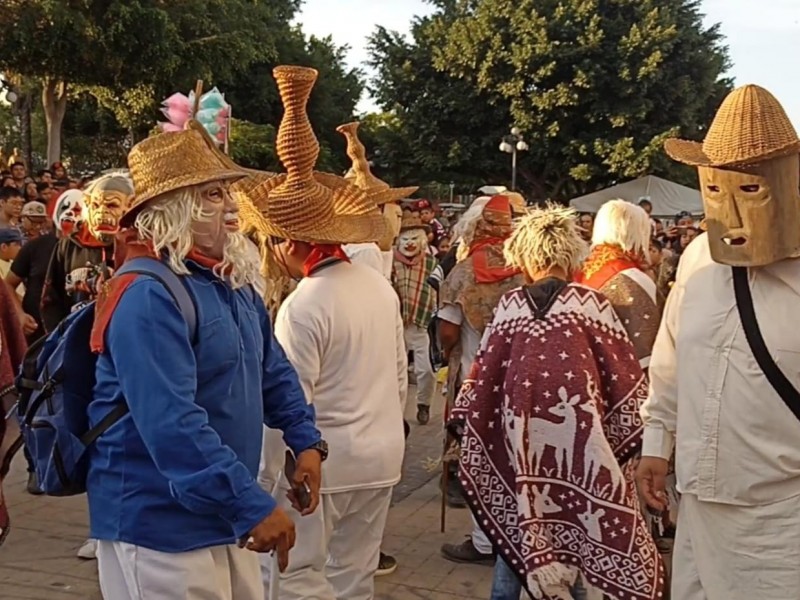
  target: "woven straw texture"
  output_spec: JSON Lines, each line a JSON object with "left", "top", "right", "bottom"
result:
{"left": 666, "top": 84, "right": 800, "bottom": 167}
{"left": 400, "top": 212, "right": 430, "bottom": 233}
{"left": 124, "top": 127, "right": 245, "bottom": 224}
{"left": 337, "top": 122, "right": 418, "bottom": 204}
{"left": 235, "top": 66, "right": 385, "bottom": 244}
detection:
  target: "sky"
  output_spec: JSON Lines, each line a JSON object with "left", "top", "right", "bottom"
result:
{"left": 296, "top": 0, "right": 800, "bottom": 127}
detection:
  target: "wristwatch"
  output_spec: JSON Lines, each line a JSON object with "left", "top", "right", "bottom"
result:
{"left": 305, "top": 440, "right": 329, "bottom": 462}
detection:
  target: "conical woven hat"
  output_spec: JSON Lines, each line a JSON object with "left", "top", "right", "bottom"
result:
{"left": 234, "top": 66, "right": 385, "bottom": 244}
{"left": 337, "top": 122, "right": 418, "bottom": 204}
{"left": 400, "top": 212, "right": 430, "bottom": 233}
{"left": 123, "top": 125, "right": 245, "bottom": 225}
{"left": 665, "top": 85, "right": 800, "bottom": 167}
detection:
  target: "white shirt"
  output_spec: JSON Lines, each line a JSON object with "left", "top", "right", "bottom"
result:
{"left": 344, "top": 243, "right": 388, "bottom": 279}
{"left": 642, "top": 233, "right": 800, "bottom": 506}
{"left": 270, "top": 261, "right": 408, "bottom": 492}
{"left": 437, "top": 303, "right": 481, "bottom": 377}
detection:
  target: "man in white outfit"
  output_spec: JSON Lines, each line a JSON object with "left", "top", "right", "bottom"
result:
{"left": 237, "top": 65, "right": 408, "bottom": 600}
{"left": 637, "top": 84, "right": 800, "bottom": 600}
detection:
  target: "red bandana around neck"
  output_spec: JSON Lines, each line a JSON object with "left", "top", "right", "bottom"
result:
{"left": 468, "top": 238, "right": 520, "bottom": 284}
{"left": 302, "top": 244, "right": 350, "bottom": 277}
{"left": 576, "top": 244, "right": 645, "bottom": 290}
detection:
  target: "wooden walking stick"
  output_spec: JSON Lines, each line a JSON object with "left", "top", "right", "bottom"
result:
{"left": 440, "top": 396, "right": 451, "bottom": 533}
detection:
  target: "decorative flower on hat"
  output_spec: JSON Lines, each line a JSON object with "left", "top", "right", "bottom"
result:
{"left": 159, "top": 87, "right": 230, "bottom": 147}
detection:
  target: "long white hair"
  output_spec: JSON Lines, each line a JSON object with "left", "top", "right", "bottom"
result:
{"left": 134, "top": 188, "right": 258, "bottom": 289}
{"left": 452, "top": 196, "right": 491, "bottom": 262}
{"left": 591, "top": 199, "right": 651, "bottom": 256}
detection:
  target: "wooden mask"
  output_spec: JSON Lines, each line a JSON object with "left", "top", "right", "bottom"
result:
{"left": 698, "top": 154, "right": 800, "bottom": 266}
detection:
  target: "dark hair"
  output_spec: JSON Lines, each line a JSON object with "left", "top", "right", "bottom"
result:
{"left": 652, "top": 217, "right": 662, "bottom": 225}
{"left": 54, "top": 179, "right": 69, "bottom": 188}
{"left": 649, "top": 237, "right": 663, "bottom": 250}
{"left": 10, "top": 161, "right": 25, "bottom": 170}
{"left": 36, "top": 181, "right": 51, "bottom": 193}
{"left": 0, "top": 186, "right": 23, "bottom": 202}
{"left": 639, "top": 199, "right": 652, "bottom": 207}
{"left": 37, "top": 169, "right": 52, "bottom": 178}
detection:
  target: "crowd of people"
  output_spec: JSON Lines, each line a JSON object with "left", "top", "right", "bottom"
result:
{"left": 0, "top": 69, "right": 798, "bottom": 600}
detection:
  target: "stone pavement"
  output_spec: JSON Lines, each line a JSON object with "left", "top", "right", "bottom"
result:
{"left": 0, "top": 386, "right": 494, "bottom": 599}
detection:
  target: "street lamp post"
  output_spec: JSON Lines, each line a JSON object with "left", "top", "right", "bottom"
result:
{"left": 499, "top": 126, "right": 529, "bottom": 191}
{"left": 449, "top": 181, "right": 455, "bottom": 203}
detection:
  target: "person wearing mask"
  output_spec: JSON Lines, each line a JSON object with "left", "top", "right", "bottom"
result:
{"left": 452, "top": 205, "right": 664, "bottom": 600}
{"left": 87, "top": 114, "right": 320, "bottom": 599}
{"left": 239, "top": 66, "right": 405, "bottom": 600}
{"left": 438, "top": 195, "right": 524, "bottom": 565}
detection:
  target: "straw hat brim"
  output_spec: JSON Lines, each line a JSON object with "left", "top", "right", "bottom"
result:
{"left": 368, "top": 186, "right": 420, "bottom": 206}
{"left": 234, "top": 171, "right": 387, "bottom": 244}
{"left": 665, "top": 138, "right": 800, "bottom": 167}
{"left": 122, "top": 168, "right": 246, "bottom": 226}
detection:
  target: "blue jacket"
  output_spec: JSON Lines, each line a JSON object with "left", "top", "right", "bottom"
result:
{"left": 87, "top": 261, "right": 320, "bottom": 552}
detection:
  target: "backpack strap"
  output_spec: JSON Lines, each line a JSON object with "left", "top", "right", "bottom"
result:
{"left": 732, "top": 266, "right": 800, "bottom": 422}
{"left": 115, "top": 257, "right": 198, "bottom": 343}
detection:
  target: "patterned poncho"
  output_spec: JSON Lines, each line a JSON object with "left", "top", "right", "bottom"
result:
{"left": 454, "top": 282, "right": 664, "bottom": 600}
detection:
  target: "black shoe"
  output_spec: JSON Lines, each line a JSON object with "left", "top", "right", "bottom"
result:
{"left": 376, "top": 552, "right": 398, "bottom": 576}
{"left": 416, "top": 405, "right": 430, "bottom": 425}
{"left": 26, "top": 472, "right": 43, "bottom": 496}
{"left": 440, "top": 537, "right": 495, "bottom": 565}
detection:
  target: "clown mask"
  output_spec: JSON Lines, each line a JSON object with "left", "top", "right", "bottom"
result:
{"left": 85, "top": 174, "right": 134, "bottom": 241}
{"left": 377, "top": 203, "right": 403, "bottom": 251}
{"left": 397, "top": 227, "right": 428, "bottom": 258}
{"left": 699, "top": 154, "right": 800, "bottom": 266}
{"left": 54, "top": 190, "right": 86, "bottom": 236}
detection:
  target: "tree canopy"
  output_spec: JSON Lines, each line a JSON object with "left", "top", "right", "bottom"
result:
{"left": 369, "top": 0, "right": 732, "bottom": 201}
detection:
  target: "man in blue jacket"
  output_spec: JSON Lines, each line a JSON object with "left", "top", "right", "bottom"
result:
{"left": 87, "top": 124, "right": 325, "bottom": 600}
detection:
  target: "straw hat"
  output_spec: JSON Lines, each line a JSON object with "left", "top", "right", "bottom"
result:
{"left": 665, "top": 84, "right": 800, "bottom": 167}
{"left": 124, "top": 124, "right": 245, "bottom": 224}
{"left": 233, "top": 66, "right": 385, "bottom": 244}
{"left": 336, "top": 122, "right": 418, "bottom": 204}
{"left": 400, "top": 212, "right": 430, "bottom": 233}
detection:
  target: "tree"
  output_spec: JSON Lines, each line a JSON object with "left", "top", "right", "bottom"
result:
{"left": 366, "top": 18, "right": 513, "bottom": 193}
{"left": 0, "top": 0, "right": 300, "bottom": 164}
{"left": 427, "top": 0, "right": 732, "bottom": 200}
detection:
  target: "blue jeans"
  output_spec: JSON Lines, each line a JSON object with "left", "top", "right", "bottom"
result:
{"left": 490, "top": 557, "right": 589, "bottom": 600}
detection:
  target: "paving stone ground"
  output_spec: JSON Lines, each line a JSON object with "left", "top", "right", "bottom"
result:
{"left": 0, "top": 385, "right": 493, "bottom": 599}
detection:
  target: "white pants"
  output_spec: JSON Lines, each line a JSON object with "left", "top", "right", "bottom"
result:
{"left": 673, "top": 493, "right": 800, "bottom": 600}
{"left": 97, "top": 541, "right": 262, "bottom": 600}
{"left": 404, "top": 324, "right": 435, "bottom": 407}
{"left": 470, "top": 514, "right": 493, "bottom": 554}
{"left": 261, "top": 487, "right": 392, "bottom": 600}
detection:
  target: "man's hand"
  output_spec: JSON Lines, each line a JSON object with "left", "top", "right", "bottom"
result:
{"left": 245, "top": 507, "right": 296, "bottom": 572}
{"left": 20, "top": 313, "right": 37, "bottom": 335}
{"left": 636, "top": 456, "right": 670, "bottom": 512}
{"left": 288, "top": 449, "right": 321, "bottom": 516}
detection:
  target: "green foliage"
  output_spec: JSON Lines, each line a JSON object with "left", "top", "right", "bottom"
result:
{"left": 366, "top": 19, "right": 513, "bottom": 194}
{"left": 425, "top": 0, "right": 732, "bottom": 199}
{"left": 228, "top": 119, "right": 277, "bottom": 170}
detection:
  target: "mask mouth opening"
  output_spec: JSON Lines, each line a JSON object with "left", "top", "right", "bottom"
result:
{"left": 722, "top": 236, "right": 747, "bottom": 246}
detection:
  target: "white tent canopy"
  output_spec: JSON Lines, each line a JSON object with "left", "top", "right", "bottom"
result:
{"left": 569, "top": 175, "right": 702, "bottom": 218}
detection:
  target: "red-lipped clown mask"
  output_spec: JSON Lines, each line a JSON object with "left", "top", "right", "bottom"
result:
{"left": 54, "top": 190, "right": 85, "bottom": 236}
{"left": 191, "top": 181, "right": 239, "bottom": 260}
{"left": 699, "top": 154, "right": 800, "bottom": 266}
{"left": 397, "top": 227, "right": 427, "bottom": 258}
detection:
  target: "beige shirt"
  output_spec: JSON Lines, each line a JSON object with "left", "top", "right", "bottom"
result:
{"left": 642, "top": 233, "right": 800, "bottom": 506}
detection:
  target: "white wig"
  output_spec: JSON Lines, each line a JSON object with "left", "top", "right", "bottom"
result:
{"left": 591, "top": 199, "right": 651, "bottom": 256}
{"left": 452, "top": 196, "right": 491, "bottom": 262}
{"left": 504, "top": 204, "right": 588, "bottom": 278}
{"left": 133, "top": 188, "right": 258, "bottom": 289}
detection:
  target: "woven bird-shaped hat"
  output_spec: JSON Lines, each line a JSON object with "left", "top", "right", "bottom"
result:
{"left": 337, "top": 121, "right": 418, "bottom": 205}
{"left": 665, "top": 84, "right": 800, "bottom": 167}
{"left": 233, "top": 66, "right": 385, "bottom": 245}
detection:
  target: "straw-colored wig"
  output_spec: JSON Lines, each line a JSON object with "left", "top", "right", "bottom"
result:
{"left": 452, "top": 196, "right": 491, "bottom": 261}
{"left": 504, "top": 204, "right": 588, "bottom": 278}
{"left": 591, "top": 199, "right": 651, "bottom": 256}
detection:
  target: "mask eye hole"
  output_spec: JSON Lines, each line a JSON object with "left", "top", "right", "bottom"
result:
{"left": 739, "top": 184, "right": 760, "bottom": 193}
{"left": 706, "top": 185, "right": 720, "bottom": 193}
